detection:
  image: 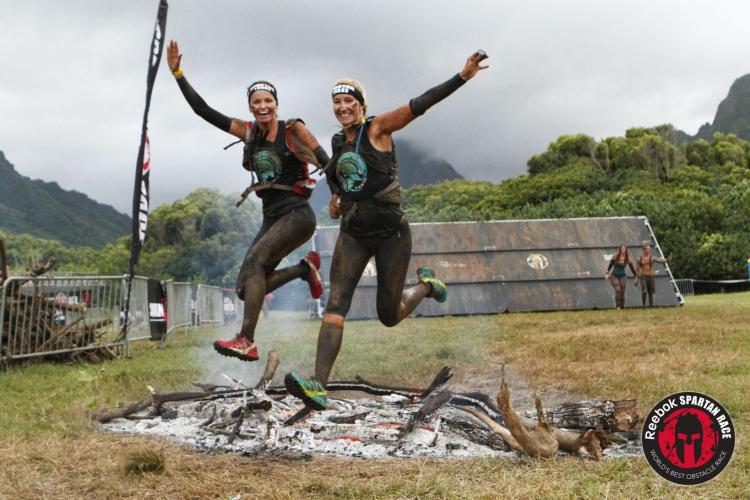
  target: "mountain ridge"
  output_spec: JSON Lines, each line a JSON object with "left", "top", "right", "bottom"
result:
{"left": 0, "top": 150, "right": 131, "bottom": 248}
{"left": 677, "top": 73, "right": 750, "bottom": 143}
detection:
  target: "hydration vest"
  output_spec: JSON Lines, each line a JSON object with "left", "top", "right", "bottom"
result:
{"left": 330, "top": 118, "right": 400, "bottom": 203}
{"left": 237, "top": 119, "right": 316, "bottom": 205}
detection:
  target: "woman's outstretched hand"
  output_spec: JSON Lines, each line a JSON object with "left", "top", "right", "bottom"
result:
{"left": 459, "top": 50, "right": 489, "bottom": 81}
{"left": 167, "top": 40, "right": 182, "bottom": 72}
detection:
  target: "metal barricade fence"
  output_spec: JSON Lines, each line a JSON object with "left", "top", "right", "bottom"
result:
{"left": 124, "top": 276, "right": 151, "bottom": 342}
{"left": 0, "top": 275, "right": 146, "bottom": 362}
{"left": 165, "top": 281, "right": 195, "bottom": 337}
{"left": 674, "top": 279, "right": 694, "bottom": 296}
{"left": 197, "top": 284, "right": 223, "bottom": 325}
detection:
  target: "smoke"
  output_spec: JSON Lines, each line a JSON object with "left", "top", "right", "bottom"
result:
{"left": 193, "top": 311, "right": 319, "bottom": 389}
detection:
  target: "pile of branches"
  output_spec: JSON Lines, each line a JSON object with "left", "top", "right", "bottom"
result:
{"left": 95, "top": 352, "right": 640, "bottom": 460}
{"left": 0, "top": 246, "right": 119, "bottom": 365}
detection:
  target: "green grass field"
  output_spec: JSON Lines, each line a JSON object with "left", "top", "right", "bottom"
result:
{"left": 1, "top": 293, "right": 748, "bottom": 498}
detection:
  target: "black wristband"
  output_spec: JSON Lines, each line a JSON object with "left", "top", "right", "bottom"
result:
{"left": 408, "top": 73, "right": 466, "bottom": 117}
{"left": 313, "top": 146, "right": 330, "bottom": 169}
{"left": 176, "top": 76, "right": 233, "bottom": 132}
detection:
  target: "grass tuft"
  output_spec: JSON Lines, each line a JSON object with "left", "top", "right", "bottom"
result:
{"left": 123, "top": 450, "right": 166, "bottom": 476}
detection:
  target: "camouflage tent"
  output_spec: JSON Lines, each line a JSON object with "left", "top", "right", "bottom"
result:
{"left": 314, "top": 217, "right": 682, "bottom": 319}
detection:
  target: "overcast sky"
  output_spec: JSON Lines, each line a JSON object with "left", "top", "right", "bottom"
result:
{"left": 2, "top": 0, "right": 749, "bottom": 214}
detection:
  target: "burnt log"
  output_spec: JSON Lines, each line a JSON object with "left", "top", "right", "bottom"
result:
{"left": 441, "top": 414, "right": 511, "bottom": 452}
{"left": 522, "top": 399, "right": 639, "bottom": 432}
{"left": 397, "top": 390, "right": 452, "bottom": 440}
{"left": 95, "top": 397, "right": 153, "bottom": 423}
{"left": 419, "top": 366, "right": 453, "bottom": 398}
{"left": 329, "top": 411, "right": 370, "bottom": 424}
{"left": 458, "top": 405, "right": 521, "bottom": 451}
{"left": 267, "top": 367, "right": 450, "bottom": 399}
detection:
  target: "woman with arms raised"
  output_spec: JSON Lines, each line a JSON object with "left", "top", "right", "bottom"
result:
{"left": 285, "top": 51, "right": 489, "bottom": 410}
{"left": 167, "top": 40, "right": 328, "bottom": 362}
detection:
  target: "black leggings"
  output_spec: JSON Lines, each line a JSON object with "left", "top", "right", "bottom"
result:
{"left": 236, "top": 204, "right": 316, "bottom": 340}
{"left": 326, "top": 221, "right": 412, "bottom": 326}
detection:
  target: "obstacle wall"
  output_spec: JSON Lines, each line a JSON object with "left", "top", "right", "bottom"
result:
{"left": 313, "top": 217, "right": 682, "bottom": 319}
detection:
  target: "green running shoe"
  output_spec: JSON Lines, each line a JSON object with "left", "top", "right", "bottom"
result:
{"left": 284, "top": 372, "right": 327, "bottom": 411}
{"left": 417, "top": 266, "right": 448, "bottom": 303}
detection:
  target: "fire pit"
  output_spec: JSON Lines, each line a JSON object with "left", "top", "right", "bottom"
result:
{"left": 96, "top": 353, "right": 642, "bottom": 460}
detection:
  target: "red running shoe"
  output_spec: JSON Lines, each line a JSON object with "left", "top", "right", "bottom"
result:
{"left": 213, "top": 333, "right": 259, "bottom": 362}
{"left": 302, "top": 251, "right": 323, "bottom": 299}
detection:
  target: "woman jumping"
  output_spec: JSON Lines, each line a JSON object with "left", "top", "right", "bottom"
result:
{"left": 284, "top": 51, "right": 489, "bottom": 410}
{"left": 167, "top": 40, "right": 329, "bottom": 362}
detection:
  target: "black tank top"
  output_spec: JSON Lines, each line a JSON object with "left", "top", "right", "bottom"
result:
{"left": 245, "top": 120, "right": 309, "bottom": 217}
{"left": 330, "top": 120, "right": 405, "bottom": 237}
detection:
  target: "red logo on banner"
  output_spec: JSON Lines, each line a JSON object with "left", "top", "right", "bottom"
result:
{"left": 142, "top": 134, "right": 151, "bottom": 174}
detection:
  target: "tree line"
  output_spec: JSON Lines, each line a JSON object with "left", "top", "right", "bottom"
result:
{"left": 404, "top": 127, "right": 750, "bottom": 280}
{"left": 4, "top": 126, "right": 749, "bottom": 282}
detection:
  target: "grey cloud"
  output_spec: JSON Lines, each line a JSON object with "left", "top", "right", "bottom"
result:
{"left": 2, "top": 0, "right": 749, "bottom": 212}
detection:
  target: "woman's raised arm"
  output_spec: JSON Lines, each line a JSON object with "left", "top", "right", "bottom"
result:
{"left": 372, "top": 51, "right": 489, "bottom": 137}
{"left": 168, "top": 40, "right": 247, "bottom": 139}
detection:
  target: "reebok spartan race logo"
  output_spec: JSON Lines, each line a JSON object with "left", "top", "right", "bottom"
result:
{"left": 642, "top": 391, "right": 735, "bottom": 485}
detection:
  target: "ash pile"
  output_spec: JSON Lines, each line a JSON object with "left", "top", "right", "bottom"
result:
{"left": 96, "top": 353, "right": 642, "bottom": 460}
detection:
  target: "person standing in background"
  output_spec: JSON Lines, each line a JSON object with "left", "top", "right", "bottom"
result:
{"left": 605, "top": 244, "right": 637, "bottom": 309}
{"left": 636, "top": 242, "right": 672, "bottom": 307}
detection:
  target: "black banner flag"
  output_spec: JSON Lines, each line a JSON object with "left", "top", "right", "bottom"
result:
{"left": 122, "top": 0, "right": 168, "bottom": 344}
{"left": 130, "top": 0, "right": 168, "bottom": 268}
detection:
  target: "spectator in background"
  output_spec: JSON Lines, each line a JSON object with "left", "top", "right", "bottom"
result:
{"left": 636, "top": 242, "right": 672, "bottom": 307}
{"left": 605, "top": 244, "right": 637, "bottom": 309}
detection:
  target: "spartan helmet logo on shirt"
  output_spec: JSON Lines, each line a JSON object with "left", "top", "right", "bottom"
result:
{"left": 675, "top": 412, "right": 703, "bottom": 467}
{"left": 253, "top": 150, "right": 282, "bottom": 183}
{"left": 336, "top": 151, "right": 368, "bottom": 192}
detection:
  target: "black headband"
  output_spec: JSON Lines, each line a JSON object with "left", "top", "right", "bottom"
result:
{"left": 247, "top": 81, "right": 278, "bottom": 104}
{"left": 331, "top": 83, "right": 365, "bottom": 105}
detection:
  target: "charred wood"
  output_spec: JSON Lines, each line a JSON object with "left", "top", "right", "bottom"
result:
{"left": 441, "top": 414, "right": 511, "bottom": 452}
{"left": 397, "top": 390, "right": 452, "bottom": 440}
{"left": 329, "top": 411, "right": 370, "bottom": 424}
{"left": 419, "top": 366, "right": 453, "bottom": 398}
{"left": 522, "top": 399, "right": 639, "bottom": 432}
{"left": 457, "top": 405, "right": 521, "bottom": 451}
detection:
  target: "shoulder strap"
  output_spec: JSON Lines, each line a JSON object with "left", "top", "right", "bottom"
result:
{"left": 331, "top": 131, "right": 345, "bottom": 154}
{"left": 284, "top": 119, "right": 300, "bottom": 156}
{"left": 273, "top": 120, "right": 287, "bottom": 150}
{"left": 372, "top": 176, "right": 401, "bottom": 204}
